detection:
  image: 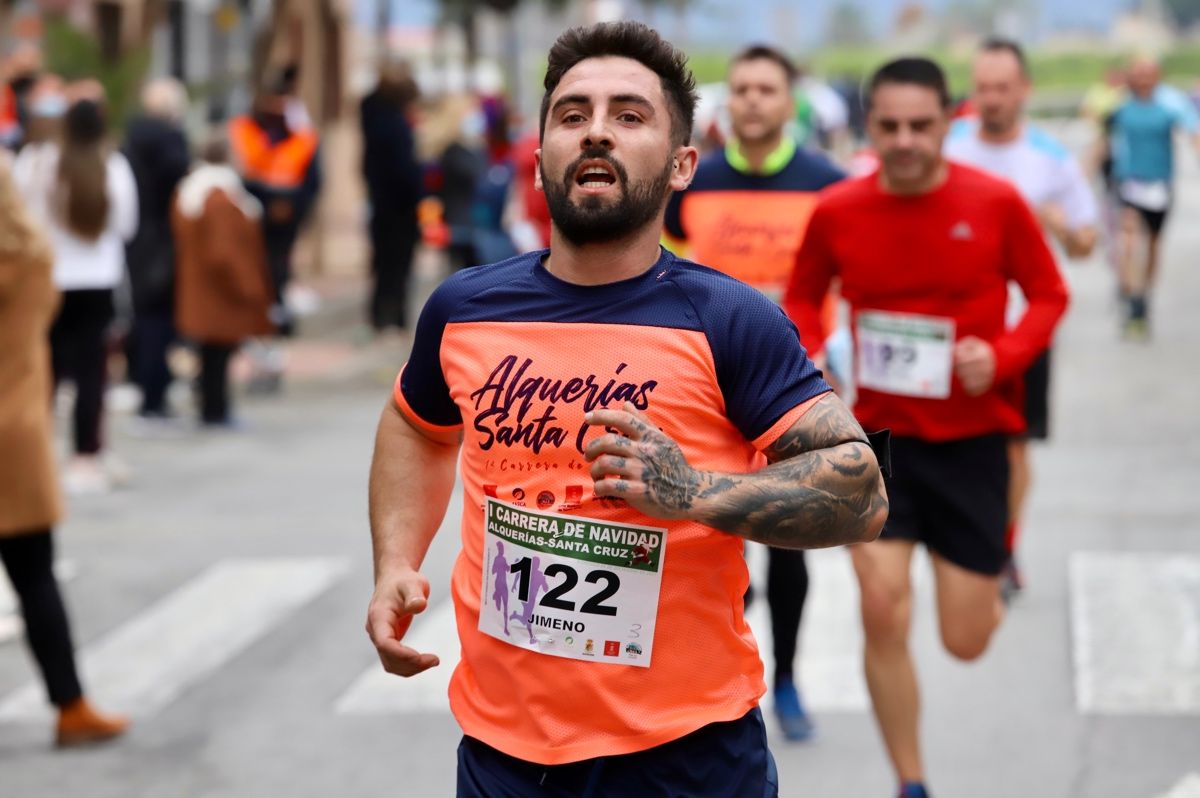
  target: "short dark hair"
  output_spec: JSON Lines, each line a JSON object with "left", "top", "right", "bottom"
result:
{"left": 729, "top": 44, "right": 797, "bottom": 86}
{"left": 979, "top": 36, "right": 1030, "bottom": 78}
{"left": 540, "top": 21, "right": 698, "bottom": 145}
{"left": 867, "top": 56, "right": 951, "bottom": 111}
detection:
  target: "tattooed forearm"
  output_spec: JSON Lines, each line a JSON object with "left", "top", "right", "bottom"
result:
{"left": 694, "top": 393, "right": 887, "bottom": 548}
{"left": 583, "top": 396, "right": 887, "bottom": 546}
{"left": 696, "top": 441, "right": 888, "bottom": 548}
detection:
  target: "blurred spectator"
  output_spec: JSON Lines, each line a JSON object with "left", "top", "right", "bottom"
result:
{"left": 172, "top": 136, "right": 273, "bottom": 427}
{"left": 228, "top": 73, "right": 321, "bottom": 339}
{"left": 13, "top": 97, "right": 138, "bottom": 495}
{"left": 123, "top": 78, "right": 191, "bottom": 422}
{"left": 359, "top": 62, "right": 422, "bottom": 333}
{"left": 796, "top": 65, "right": 849, "bottom": 153}
{"left": 3, "top": 43, "right": 43, "bottom": 149}
{"left": 0, "top": 157, "right": 129, "bottom": 747}
{"left": 23, "top": 74, "right": 66, "bottom": 148}
{"left": 425, "top": 94, "right": 516, "bottom": 269}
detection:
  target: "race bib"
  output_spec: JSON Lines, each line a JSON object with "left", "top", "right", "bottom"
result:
{"left": 479, "top": 498, "right": 667, "bottom": 668}
{"left": 856, "top": 310, "right": 955, "bottom": 399}
{"left": 1119, "top": 179, "right": 1170, "bottom": 212}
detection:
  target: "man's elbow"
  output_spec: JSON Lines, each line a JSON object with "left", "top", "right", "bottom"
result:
{"left": 859, "top": 479, "right": 889, "bottom": 543}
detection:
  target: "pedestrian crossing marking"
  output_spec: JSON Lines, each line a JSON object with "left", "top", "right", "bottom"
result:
{"left": 1070, "top": 552, "right": 1200, "bottom": 714}
{"left": 0, "top": 557, "right": 348, "bottom": 721}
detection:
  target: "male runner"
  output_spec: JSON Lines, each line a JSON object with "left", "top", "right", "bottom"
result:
{"left": 663, "top": 44, "right": 845, "bottom": 741}
{"left": 367, "top": 22, "right": 888, "bottom": 797}
{"left": 786, "top": 57, "right": 1068, "bottom": 798}
{"left": 945, "top": 37, "right": 1098, "bottom": 599}
{"left": 1106, "top": 56, "right": 1200, "bottom": 338}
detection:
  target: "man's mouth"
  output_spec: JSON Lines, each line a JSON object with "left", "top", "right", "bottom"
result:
{"left": 574, "top": 160, "right": 618, "bottom": 189}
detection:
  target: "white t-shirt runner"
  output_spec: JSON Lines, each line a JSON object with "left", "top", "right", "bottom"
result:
{"left": 946, "top": 119, "right": 1099, "bottom": 323}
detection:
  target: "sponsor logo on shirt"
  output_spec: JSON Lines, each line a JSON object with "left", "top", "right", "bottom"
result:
{"left": 558, "top": 485, "right": 584, "bottom": 511}
{"left": 584, "top": 639, "right": 595, "bottom": 655}
{"left": 511, "top": 487, "right": 527, "bottom": 506}
{"left": 625, "top": 642, "right": 643, "bottom": 658}
{"left": 950, "top": 221, "right": 974, "bottom": 240}
{"left": 604, "top": 640, "right": 621, "bottom": 657}
{"left": 468, "top": 356, "right": 658, "bottom": 455}
{"left": 536, "top": 490, "right": 555, "bottom": 509}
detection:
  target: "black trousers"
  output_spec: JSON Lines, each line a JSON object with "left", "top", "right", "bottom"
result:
{"left": 368, "top": 215, "right": 418, "bottom": 330}
{"left": 50, "top": 289, "right": 114, "bottom": 455}
{"left": 766, "top": 547, "right": 809, "bottom": 685}
{"left": 0, "top": 530, "right": 83, "bottom": 707}
{"left": 132, "top": 312, "right": 175, "bottom": 416}
{"left": 264, "top": 225, "right": 297, "bottom": 337}
{"left": 199, "top": 343, "right": 235, "bottom": 424}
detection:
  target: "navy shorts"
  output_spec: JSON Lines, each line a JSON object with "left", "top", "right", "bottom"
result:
{"left": 456, "top": 707, "right": 779, "bottom": 798}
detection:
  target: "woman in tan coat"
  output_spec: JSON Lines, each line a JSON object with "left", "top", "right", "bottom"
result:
{"left": 0, "top": 159, "right": 127, "bottom": 747}
{"left": 172, "top": 136, "right": 273, "bottom": 426}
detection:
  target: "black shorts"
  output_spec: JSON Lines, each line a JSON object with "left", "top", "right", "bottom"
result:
{"left": 879, "top": 434, "right": 1009, "bottom": 576}
{"left": 1017, "top": 349, "right": 1051, "bottom": 441}
{"left": 1121, "top": 199, "right": 1170, "bottom": 235}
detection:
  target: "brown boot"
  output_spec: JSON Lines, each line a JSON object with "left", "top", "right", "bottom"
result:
{"left": 55, "top": 697, "right": 129, "bottom": 748}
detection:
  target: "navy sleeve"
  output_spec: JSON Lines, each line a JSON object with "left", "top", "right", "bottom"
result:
{"left": 663, "top": 188, "right": 687, "bottom": 240}
{"left": 398, "top": 277, "right": 463, "bottom": 427}
{"left": 695, "top": 275, "right": 831, "bottom": 443}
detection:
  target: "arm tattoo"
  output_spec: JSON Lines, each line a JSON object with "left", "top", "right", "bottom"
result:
{"left": 698, "top": 394, "right": 888, "bottom": 549}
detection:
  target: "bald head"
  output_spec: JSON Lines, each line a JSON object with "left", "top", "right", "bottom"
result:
{"left": 1127, "top": 57, "right": 1161, "bottom": 98}
{"left": 141, "top": 77, "right": 187, "bottom": 123}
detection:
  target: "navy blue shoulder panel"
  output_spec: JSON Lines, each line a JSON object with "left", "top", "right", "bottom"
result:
{"left": 402, "top": 249, "right": 829, "bottom": 441}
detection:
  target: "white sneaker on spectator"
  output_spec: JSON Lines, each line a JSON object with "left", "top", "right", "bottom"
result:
{"left": 63, "top": 457, "right": 111, "bottom": 496}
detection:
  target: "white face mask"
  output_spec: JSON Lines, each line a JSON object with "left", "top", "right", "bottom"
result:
{"left": 460, "top": 109, "right": 487, "bottom": 141}
{"left": 31, "top": 94, "right": 67, "bottom": 119}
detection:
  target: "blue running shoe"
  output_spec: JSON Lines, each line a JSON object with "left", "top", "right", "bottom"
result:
{"left": 772, "top": 676, "right": 815, "bottom": 741}
{"left": 897, "top": 782, "right": 930, "bottom": 798}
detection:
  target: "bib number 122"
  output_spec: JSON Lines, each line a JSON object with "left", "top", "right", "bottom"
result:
{"left": 510, "top": 558, "right": 621, "bottom": 616}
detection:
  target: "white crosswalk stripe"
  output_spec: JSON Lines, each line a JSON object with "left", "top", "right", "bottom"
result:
{"left": 1070, "top": 551, "right": 1200, "bottom": 714}
{"left": 0, "top": 557, "right": 348, "bottom": 722}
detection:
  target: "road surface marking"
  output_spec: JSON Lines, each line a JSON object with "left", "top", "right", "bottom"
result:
{"left": 1070, "top": 552, "right": 1200, "bottom": 714}
{"left": 0, "top": 557, "right": 347, "bottom": 721}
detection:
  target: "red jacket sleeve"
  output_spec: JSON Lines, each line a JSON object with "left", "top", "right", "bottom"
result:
{"left": 992, "top": 192, "right": 1070, "bottom": 380}
{"left": 784, "top": 200, "right": 837, "bottom": 357}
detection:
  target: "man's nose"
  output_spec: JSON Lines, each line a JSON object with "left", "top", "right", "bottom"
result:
{"left": 582, "top": 115, "right": 614, "bottom": 149}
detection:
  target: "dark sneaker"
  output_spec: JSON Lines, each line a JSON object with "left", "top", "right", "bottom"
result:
{"left": 1000, "top": 559, "right": 1024, "bottom": 605}
{"left": 772, "top": 676, "right": 815, "bottom": 741}
{"left": 898, "top": 782, "right": 930, "bottom": 798}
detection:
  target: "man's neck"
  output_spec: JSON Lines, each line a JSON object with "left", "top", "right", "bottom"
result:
{"left": 734, "top": 132, "right": 786, "bottom": 173}
{"left": 878, "top": 159, "right": 949, "bottom": 197}
{"left": 978, "top": 120, "right": 1022, "bottom": 145}
{"left": 543, "top": 226, "right": 665, "bottom": 286}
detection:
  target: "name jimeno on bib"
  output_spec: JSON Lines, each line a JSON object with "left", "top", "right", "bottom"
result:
{"left": 479, "top": 498, "right": 668, "bottom": 668}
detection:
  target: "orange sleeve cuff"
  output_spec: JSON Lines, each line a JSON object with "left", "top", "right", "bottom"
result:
{"left": 750, "top": 391, "right": 831, "bottom": 452}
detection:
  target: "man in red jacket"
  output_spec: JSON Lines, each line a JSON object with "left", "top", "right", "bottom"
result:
{"left": 785, "top": 57, "right": 1068, "bottom": 798}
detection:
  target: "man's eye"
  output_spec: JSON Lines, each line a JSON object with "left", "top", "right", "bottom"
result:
{"left": 618, "top": 112, "right": 642, "bottom": 123}
{"left": 563, "top": 112, "right": 585, "bottom": 124}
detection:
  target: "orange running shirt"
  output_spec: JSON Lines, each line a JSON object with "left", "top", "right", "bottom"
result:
{"left": 395, "top": 249, "right": 830, "bottom": 764}
{"left": 664, "top": 144, "right": 844, "bottom": 300}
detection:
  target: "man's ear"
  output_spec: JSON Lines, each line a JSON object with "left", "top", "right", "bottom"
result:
{"left": 533, "top": 148, "right": 544, "bottom": 192}
{"left": 670, "top": 145, "right": 699, "bottom": 191}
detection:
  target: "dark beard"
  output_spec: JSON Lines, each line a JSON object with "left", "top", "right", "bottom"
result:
{"left": 542, "top": 148, "right": 674, "bottom": 246}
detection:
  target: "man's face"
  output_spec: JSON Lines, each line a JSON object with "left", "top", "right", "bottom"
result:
{"left": 727, "top": 58, "right": 794, "bottom": 145}
{"left": 868, "top": 82, "right": 948, "bottom": 187}
{"left": 971, "top": 50, "right": 1028, "bottom": 137}
{"left": 1128, "top": 60, "right": 1160, "bottom": 97}
{"left": 536, "top": 56, "right": 694, "bottom": 246}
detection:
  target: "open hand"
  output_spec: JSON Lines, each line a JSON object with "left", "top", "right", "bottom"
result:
{"left": 365, "top": 567, "right": 440, "bottom": 677}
